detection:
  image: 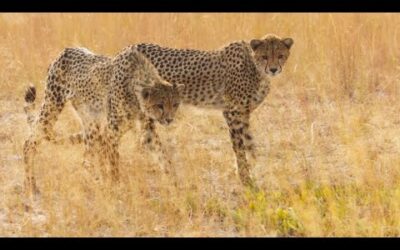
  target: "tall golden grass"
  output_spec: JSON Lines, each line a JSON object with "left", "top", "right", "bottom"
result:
{"left": 0, "top": 13, "right": 400, "bottom": 236}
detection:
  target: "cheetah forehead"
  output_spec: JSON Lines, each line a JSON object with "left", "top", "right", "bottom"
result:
{"left": 258, "top": 35, "right": 291, "bottom": 50}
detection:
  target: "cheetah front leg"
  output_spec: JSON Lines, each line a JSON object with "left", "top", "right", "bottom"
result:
{"left": 223, "top": 109, "right": 256, "bottom": 188}
{"left": 241, "top": 112, "right": 257, "bottom": 165}
{"left": 103, "top": 125, "right": 122, "bottom": 183}
{"left": 139, "top": 115, "right": 173, "bottom": 175}
{"left": 82, "top": 122, "right": 104, "bottom": 170}
{"left": 54, "top": 132, "right": 84, "bottom": 145}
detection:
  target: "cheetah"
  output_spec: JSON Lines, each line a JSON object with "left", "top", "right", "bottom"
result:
{"left": 23, "top": 45, "right": 184, "bottom": 195}
{"left": 135, "top": 34, "right": 294, "bottom": 187}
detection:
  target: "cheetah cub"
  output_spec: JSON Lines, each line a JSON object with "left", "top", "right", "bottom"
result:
{"left": 23, "top": 45, "right": 184, "bottom": 195}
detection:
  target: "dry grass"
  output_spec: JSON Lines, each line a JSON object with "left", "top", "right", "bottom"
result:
{"left": 1, "top": 13, "right": 400, "bottom": 236}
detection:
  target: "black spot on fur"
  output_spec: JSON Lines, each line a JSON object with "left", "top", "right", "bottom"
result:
{"left": 245, "top": 134, "right": 252, "bottom": 140}
{"left": 25, "top": 85, "right": 36, "bottom": 103}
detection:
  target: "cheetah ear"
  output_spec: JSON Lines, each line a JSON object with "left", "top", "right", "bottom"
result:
{"left": 141, "top": 87, "right": 153, "bottom": 100}
{"left": 175, "top": 83, "right": 185, "bottom": 91}
{"left": 282, "top": 38, "right": 294, "bottom": 49}
{"left": 250, "top": 39, "right": 263, "bottom": 51}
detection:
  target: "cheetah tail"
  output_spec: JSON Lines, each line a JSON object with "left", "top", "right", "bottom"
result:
{"left": 24, "top": 84, "right": 37, "bottom": 127}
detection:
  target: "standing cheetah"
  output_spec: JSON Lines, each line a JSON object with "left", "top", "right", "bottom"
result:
{"left": 136, "top": 34, "right": 294, "bottom": 187}
{"left": 23, "top": 45, "right": 184, "bottom": 195}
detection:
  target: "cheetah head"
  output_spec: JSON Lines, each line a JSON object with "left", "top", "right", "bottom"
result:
{"left": 139, "top": 82, "right": 185, "bottom": 126}
{"left": 250, "top": 34, "right": 293, "bottom": 77}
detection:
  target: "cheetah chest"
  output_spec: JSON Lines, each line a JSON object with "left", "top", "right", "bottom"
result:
{"left": 250, "top": 76, "right": 271, "bottom": 110}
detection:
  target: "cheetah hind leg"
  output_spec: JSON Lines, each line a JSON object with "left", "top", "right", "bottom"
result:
{"left": 23, "top": 96, "right": 66, "bottom": 198}
{"left": 23, "top": 134, "right": 41, "bottom": 198}
{"left": 242, "top": 120, "right": 258, "bottom": 166}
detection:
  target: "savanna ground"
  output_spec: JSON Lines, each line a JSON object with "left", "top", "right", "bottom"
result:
{"left": 0, "top": 13, "right": 400, "bottom": 237}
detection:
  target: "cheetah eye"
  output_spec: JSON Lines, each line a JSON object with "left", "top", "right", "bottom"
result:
{"left": 157, "top": 104, "right": 164, "bottom": 110}
{"left": 278, "top": 55, "right": 284, "bottom": 59}
{"left": 173, "top": 103, "right": 179, "bottom": 108}
{"left": 262, "top": 55, "right": 268, "bottom": 60}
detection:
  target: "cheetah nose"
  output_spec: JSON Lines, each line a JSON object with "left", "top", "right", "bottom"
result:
{"left": 270, "top": 68, "right": 278, "bottom": 73}
{"left": 166, "top": 118, "right": 173, "bottom": 124}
